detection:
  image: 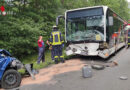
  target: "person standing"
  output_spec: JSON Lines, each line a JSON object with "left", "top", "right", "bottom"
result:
{"left": 49, "top": 25, "right": 64, "bottom": 64}
{"left": 37, "top": 36, "right": 45, "bottom": 64}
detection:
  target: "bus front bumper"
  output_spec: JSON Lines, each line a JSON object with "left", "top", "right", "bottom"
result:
{"left": 66, "top": 49, "right": 110, "bottom": 59}
{"left": 66, "top": 49, "right": 98, "bottom": 56}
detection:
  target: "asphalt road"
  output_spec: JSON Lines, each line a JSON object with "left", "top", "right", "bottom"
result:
{"left": 19, "top": 47, "right": 130, "bottom": 90}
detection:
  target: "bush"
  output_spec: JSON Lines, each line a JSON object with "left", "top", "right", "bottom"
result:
{"left": 0, "top": 16, "right": 54, "bottom": 58}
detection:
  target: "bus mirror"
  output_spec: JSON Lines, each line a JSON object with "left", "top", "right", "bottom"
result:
{"left": 109, "top": 16, "right": 113, "bottom": 26}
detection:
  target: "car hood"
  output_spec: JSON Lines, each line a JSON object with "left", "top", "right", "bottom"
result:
{"left": 0, "top": 49, "right": 11, "bottom": 56}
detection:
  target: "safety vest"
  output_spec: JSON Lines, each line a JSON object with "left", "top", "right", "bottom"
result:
{"left": 50, "top": 31, "right": 64, "bottom": 45}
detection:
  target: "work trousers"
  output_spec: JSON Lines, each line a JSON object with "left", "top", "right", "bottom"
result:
{"left": 51, "top": 48, "right": 55, "bottom": 60}
{"left": 37, "top": 47, "right": 45, "bottom": 64}
{"left": 52, "top": 45, "right": 64, "bottom": 61}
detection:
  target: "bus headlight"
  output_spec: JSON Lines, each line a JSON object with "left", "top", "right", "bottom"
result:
{"left": 99, "top": 42, "right": 108, "bottom": 49}
{"left": 103, "top": 42, "right": 109, "bottom": 49}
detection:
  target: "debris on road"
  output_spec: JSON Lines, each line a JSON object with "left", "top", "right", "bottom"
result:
{"left": 90, "top": 60, "right": 118, "bottom": 70}
{"left": 25, "top": 64, "right": 36, "bottom": 80}
{"left": 21, "top": 59, "right": 85, "bottom": 85}
{"left": 119, "top": 76, "right": 128, "bottom": 80}
{"left": 91, "top": 64, "right": 105, "bottom": 70}
{"left": 32, "top": 69, "right": 39, "bottom": 75}
{"left": 105, "top": 61, "right": 118, "bottom": 67}
{"left": 82, "top": 65, "right": 92, "bottom": 78}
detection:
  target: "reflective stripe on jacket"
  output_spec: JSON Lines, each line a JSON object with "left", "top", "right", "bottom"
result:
{"left": 49, "top": 31, "right": 64, "bottom": 45}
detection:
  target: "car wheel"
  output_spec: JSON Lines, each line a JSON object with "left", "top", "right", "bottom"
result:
{"left": 1, "top": 69, "right": 21, "bottom": 89}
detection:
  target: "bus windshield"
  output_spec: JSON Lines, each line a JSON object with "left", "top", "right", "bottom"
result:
{"left": 66, "top": 8, "right": 104, "bottom": 42}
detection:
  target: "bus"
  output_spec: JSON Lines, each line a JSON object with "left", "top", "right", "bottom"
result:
{"left": 58, "top": 6, "right": 127, "bottom": 58}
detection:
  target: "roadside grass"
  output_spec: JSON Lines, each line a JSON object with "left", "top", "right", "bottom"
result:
{"left": 19, "top": 50, "right": 54, "bottom": 74}
{"left": 19, "top": 49, "right": 68, "bottom": 74}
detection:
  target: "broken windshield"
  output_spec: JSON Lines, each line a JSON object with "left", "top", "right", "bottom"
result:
{"left": 66, "top": 15, "right": 104, "bottom": 42}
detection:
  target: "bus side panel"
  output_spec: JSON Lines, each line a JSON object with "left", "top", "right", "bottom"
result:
{"left": 106, "top": 9, "right": 125, "bottom": 54}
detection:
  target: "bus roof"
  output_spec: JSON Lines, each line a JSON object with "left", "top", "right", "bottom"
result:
{"left": 66, "top": 5, "right": 107, "bottom": 12}
{"left": 65, "top": 5, "right": 127, "bottom": 24}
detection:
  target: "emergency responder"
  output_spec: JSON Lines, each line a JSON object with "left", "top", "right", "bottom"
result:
{"left": 49, "top": 25, "right": 64, "bottom": 64}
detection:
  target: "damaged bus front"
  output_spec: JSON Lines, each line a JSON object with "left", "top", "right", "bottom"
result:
{"left": 65, "top": 6, "right": 126, "bottom": 58}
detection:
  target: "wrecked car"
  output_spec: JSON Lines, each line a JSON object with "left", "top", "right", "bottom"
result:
{"left": 0, "top": 49, "right": 24, "bottom": 89}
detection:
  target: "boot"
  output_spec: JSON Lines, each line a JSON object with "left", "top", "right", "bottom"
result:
{"left": 61, "top": 59, "right": 65, "bottom": 63}
{"left": 55, "top": 59, "right": 58, "bottom": 64}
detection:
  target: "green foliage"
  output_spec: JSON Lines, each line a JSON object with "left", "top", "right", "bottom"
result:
{"left": 0, "top": 0, "right": 129, "bottom": 58}
{"left": 18, "top": 50, "right": 54, "bottom": 74}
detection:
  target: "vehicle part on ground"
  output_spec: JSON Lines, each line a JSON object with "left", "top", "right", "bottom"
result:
{"left": 119, "top": 76, "right": 128, "bottom": 80}
{"left": 32, "top": 69, "right": 39, "bottom": 75}
{"left": 82, "top": 65, "right": 92, "bottom": 78}
{"left": 105, "top": 61, "right": 118, "bottom": 67}
{"left": 25, "top": 64, "right": 35, "bottom": 80}
{"left": 91, "top": 64, "right": 105, "bottom": 70}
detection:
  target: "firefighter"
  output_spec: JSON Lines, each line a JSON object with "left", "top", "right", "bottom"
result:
{"left": 49, "top": 25, "right": 64, "bottom": 64}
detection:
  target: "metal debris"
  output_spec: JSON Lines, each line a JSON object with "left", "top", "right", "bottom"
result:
{"left": 119, "top": 76, "right": 128, "bottom": 80}
{"left": 25, "top": 64, "right": 35, "bottom": 80}
{"left": 91, "top": 64, "right": 105, "bottom": 70}
{"left": 105, "top": 61, "right": 118, "bottom": 67}
{"left": 32, "top": 69, "right": 39, "bottom": 75}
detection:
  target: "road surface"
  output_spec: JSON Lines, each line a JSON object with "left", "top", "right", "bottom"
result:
{"left": 18, "top": 48, "right": 130, "bottom": 90}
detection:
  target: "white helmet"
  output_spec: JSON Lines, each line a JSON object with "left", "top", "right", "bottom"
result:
{"left": 53, "top": 25, "right": 57, "bottom": 28}
{"left": 53, "top": 25, "right": 58, "bottom": 31}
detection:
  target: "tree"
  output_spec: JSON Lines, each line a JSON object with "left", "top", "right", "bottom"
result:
{"left": 0, "top": 0, "right": 129, "bottom": 58}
